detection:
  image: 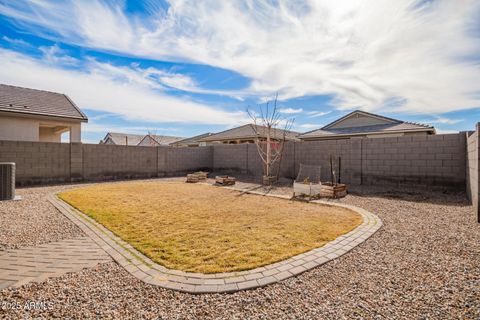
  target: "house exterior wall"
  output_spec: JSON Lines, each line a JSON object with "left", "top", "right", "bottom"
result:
{"left": 0, "top": 133, "right": 470, "bottom": 193}
{"left": 0, "top": 116, "right": 39, "bottom": 141}
{"left": 466, "top": 123, "right": 479, "bottom": 222}
{"left": 38, "top": 127, "right": 62, "bottom": 142}
{"left": 0, "top": 115, "right": 82, "bottom": 142}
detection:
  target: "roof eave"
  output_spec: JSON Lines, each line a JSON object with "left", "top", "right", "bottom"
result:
{"left": 299, "top": 128, "right": 435, "bottom": 140}
{"left": 0, "top": 109, "right": 88, "bottom": 122}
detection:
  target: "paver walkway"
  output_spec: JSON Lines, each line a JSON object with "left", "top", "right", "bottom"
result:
{"left": 0, "top": 236, "right": 111, "bottom": 290}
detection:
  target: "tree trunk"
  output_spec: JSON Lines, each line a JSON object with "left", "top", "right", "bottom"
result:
{"left": 266, "top": 126, "right": 271, "bottom": 177}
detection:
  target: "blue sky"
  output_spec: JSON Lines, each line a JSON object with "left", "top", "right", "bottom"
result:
{"left": 0, "top": 0, "right": 479, "bottom": 143}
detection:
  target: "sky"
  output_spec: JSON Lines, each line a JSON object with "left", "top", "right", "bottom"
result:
{"left": 0, "top": 0, "right": 479, "bottom": 143}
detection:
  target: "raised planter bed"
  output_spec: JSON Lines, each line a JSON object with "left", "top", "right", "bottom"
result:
{"left": 215, "top": 175, "right": 236, "bottom": 186}
{"left": 320, "top": 182, "right": 347, "bottom": 198}
{"left": 186, "top": 171, "right": 208, "bottom": 183}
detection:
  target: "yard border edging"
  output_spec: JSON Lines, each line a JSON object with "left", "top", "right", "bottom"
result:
{"left": 48, "top": 186, "right": 382, "bottom": 294}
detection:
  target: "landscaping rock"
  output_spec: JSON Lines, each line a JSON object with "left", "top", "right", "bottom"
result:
{"left": 0, "top": 179, "right": 478, "bottom": 319}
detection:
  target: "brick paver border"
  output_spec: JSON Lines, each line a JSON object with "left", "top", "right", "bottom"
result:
{"left": 48, "top": 186, "right": 382, "bottom": 294}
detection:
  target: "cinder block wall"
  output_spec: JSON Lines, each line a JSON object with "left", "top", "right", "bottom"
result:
{"left": 83, "top": 144, "right": 157, "bottom": 180}
{"left": 294, "top": 139, "right": 357, "bottom": 184}
{"left": 163, "top": 146, "right": 213, "bottom": 176}
{"left": 212, "top": 133, "right": 465, "bottom": 189}
{"left": 213, "top": 144, "right": 248, "bottom": 173}
{"left": 0, "top": 140, "right": 70, "bottom": 185}
{"left": 362, "top": 134, "right": 466, "bottom": 189}
{"left": 466, "top": 123, "right": 479, "bottom": 221}
{"left": 0, "top": 132, "right": 472, "bottom": 193}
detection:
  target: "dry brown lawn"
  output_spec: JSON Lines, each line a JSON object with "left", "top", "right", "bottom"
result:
{"left": 59, "top": 181, "right": 362, "bottom": 273}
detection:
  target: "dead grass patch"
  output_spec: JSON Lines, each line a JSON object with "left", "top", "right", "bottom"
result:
{"left": 59, "top": 181, "right": 362, "bottom": 273}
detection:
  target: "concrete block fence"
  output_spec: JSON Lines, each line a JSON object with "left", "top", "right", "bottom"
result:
{"left": 466, "top": 123, "right": 480, "bottom": 222}
{"left": 0, "top": 132, "right": 476, "bottom": 199}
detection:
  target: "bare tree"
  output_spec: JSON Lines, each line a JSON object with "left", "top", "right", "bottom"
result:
{"left": 247, "top": 94, "right": 294, "bottom": 185}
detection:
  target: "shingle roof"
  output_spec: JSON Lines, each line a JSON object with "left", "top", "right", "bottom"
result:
{"left": 102, "top": 133, "right": 185, "bottom": 146}
{"left": 148, "top": 134, "right": 185, "bottom": 145}
{"left": 198, "top": 124, "right": 299, "bottom": 142}
{"left": 102, "top": 133, "right": 145, "bottom": 146}
{"left": 0, "top": 84, "right": 87, "bottom": 121}
{"left": 172, "top": 133, "right": 214, "bottom": 145}
{"left": 299, "top": 111, "right": 434, "bottom": 139}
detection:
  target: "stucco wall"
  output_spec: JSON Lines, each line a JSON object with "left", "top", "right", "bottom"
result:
{"left": 466, "top": 124, "right": 479, "bottom": 222}
{"left": 39, "top": 127, "right": 62, "bottom": 142}
{"left": 0, "top": 115, "right": 82, "bottom": 142}
{"left": 0, "top": 116, "right": 39, "bottom": 141}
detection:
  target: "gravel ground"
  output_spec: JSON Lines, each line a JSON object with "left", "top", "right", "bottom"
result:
{"left": 0, "top": 185, "right": 84, "bottom": 250}
{"left": 1, "top": 180, "right": 479, "bottom": 319}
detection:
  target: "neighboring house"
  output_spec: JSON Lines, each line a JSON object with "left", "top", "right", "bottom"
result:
{"left": 137, "top": 134, "right": 185, "bottom": 146}
{"left": 170, "top": 133, "right": 214, "bottom": 147}
{"left": 298, "top": 110, "right": 435, "bottom": 141}
{"left": 99, "top": 132, "right": 184, "bottom": 146}
{"left": 198, "top": 124, "right": 299, "bottom": 145}
{"left": 100, "top": 133, "right": 145, "bottom": 146}
{"left": 0, "top": 84, "right": 88, "bottom": 142}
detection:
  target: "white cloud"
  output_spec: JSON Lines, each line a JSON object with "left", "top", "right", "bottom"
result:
{"left": 278, "top": 107, "right": 303, "bottom": 114}
{"left": 435, "top": 128, "right": 459, "bottom": 134}
{"left": 39, "top": 44, "right": 79, "bottom": 65}
{"left": 307, "top": 111, "right": 331, "bottom": 118}
{"left": 2, "top": 36, "right": 31, "bottom": 48}
{"left": 1, "top": 0, "right": 480, "bottom": 114}
{"left": 0, "top": 49, "right": 247, "bottom": 125}
{"left": 83, "top": 121, "right": 182, "bottom": 135}
{"left": 295, "top": 123, "right": 323, "bottom": 131}
{"left": 426, "top": 116, "right": 463, "bottom": 125}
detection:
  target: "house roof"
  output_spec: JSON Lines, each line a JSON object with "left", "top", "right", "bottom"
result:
{"left": 299, "top": 110, "right": 435, "bottom": 139}
{"left": 140, "top": 134, "right": 185, "bottom": 146}
{"left": 322, "top": 110, "right": 401, "bottom": 129}
{"left": 172, "top": 133, "right": 214, "bottom": 145}
{"left": 0, "top": 84, "right": 88, "bottom": 121}
{"left": 102, "top": 132, "right": 145, "bottom": 146}
{"left": 102, "top": 132, "right": 185, "bottom": 146}
{"left": 198, "top": 124, "right": 300, "bottom": 142}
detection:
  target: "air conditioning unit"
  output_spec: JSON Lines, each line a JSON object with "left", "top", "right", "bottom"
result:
{"left": 0, "top": 162, "right": 15, "bottom": 201}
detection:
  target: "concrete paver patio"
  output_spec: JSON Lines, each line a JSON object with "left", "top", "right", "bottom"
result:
{"left": 0, "top": 236, "right": 111, "bottom": 289}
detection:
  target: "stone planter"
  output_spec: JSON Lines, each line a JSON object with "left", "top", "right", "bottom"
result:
{"left": 215, "top": 175, "right": 236, "bottom": 186}
{"left": 320, "top": 183, "right": 347, "bottom": 198}
{"left": 186, "top": 171, "right": 208, "bottom": 183}
{"left": 262, "top": 175, "right": 277, "bottom": 186}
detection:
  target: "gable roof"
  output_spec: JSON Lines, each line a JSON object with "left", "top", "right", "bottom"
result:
{"left": 0, "top": 84, "right": 88, "bottom": 121}
{"left": 299, "top": 110, "right": 435, "bottom": 139}
{"left": 101, "top": 132, "right": 185, "bottom": 146}
{"left": 138, "top": 134, "right": 185, "bottom": 146}
{"left": 172, "top": 133, "right": 214, "bottom": 145}
{"left": 322, "top": 110, "right": 400, "bottom": 129}
{"left": 101, "top": 132, "right": 145, "bottom": 146}
{"left": 198, "top": 124, "right": 299, "bottom": 142}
